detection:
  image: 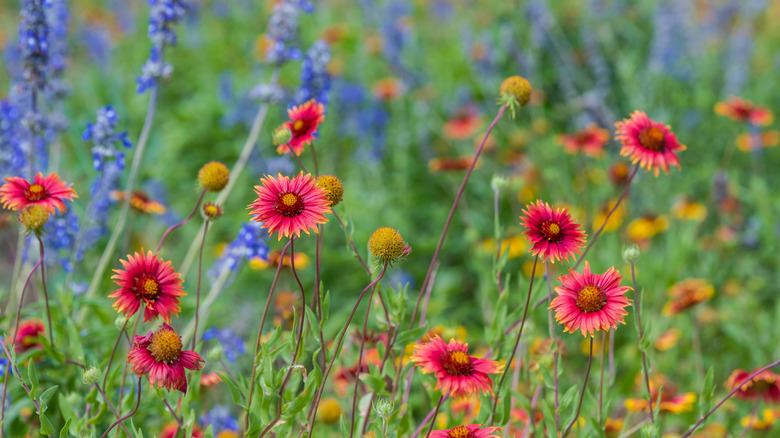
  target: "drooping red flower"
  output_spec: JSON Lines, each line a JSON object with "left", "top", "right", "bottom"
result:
{"left": 727, "top": 368, "right": 780, "bottom": 404}
{"left": 109, "top": 251, "right": 186, "bottom": 323}
{"left": 410, "top": 335, "right": 500, "bottom": 399}
{"left": 247, "top": 172, "right": 331, "bottom": 240}
{"left": 715, "top": 96, "right": 773, "bottom": 126}
{"left": 520, "top": 200, "right": 587, "bottom": 263}
{"left": 276, "top": 100, "right": 325, "bottom": 156}
{"left": 127, "top": 323, "right": 205, "bottom": 394}
{"left": 556, "top": 123, "right": 610, "bottom": 157}
{"left": 549, "top": 262, "right": 632, "bottom": 337}
{"left": 615, "top": 111, "right": 686, "bottom": 177}
{"left": 429, "top": 424, "right": 502, "bottom": 438}
{"left": 14, "top": 319, "right": 45, "bottom": 353}
{"left": 0, "top": 172, "right": 77, "bottom": 214}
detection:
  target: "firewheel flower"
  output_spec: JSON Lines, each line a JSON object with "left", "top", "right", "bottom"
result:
{"left": 410, "top": 335, "right": 500, "bottom": 399}
{"left": 715, "top": 96, "right": 773, "bottom": 126}
{"left": 556, "top": 123, "right": 611, "bottom": 158}
{"left": 662, "top": 278, "right": 713, "bottom": 316}
{"left": 615, "top": 111, "right": 686, "bottom": 177}
{"left": 275, "top": 99, "right": 325, "bottom": 156}
{"left": 109, "top": 251, "right": 186, "bottom": 323}
{"left": 549, "top": 262, "right": 632, "bottom": 337}
{"left": 127, "top": 323, "right": 205, "bottom": 394}
{"left": 247, "top": 172, "right": 331, "bottom": 240}
{"left": 726, "top": 367, "right": 780, "bottom": 404}
{"left": 14, "top": 320, "right": 45, "bottom": 353}
{"left": 429, "top": 424, "right": 502, "bottom": 438}
{"left": 520, "top": 200, "right": 587, "bottom": 263}
{"left": 0, "top": 172, "right": 77, "bottom": 214}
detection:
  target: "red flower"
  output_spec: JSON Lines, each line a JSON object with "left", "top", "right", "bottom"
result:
{"left": 410, "top": 335, "right": 500, "bottom": 399}
{"left": 128, "top": 323, "right": 205, "bottom": 394}
{"left": 520, "top": 200, "right": 587, "bottom": 263}
{"left": 727, "top": 368, "right": 780, "bottom": 404}
{"left": 429, "top": 424, "right": 502, "bottom": 438}
{"left": 14, "top": 319, "right": 45, "bottom": 353}
{"left": 159, "top": 422, "right": 205, "bottom": 438}
{"left": 443, "top": 104, "right": 482, "bottom": 140}
{"left": 0, "top": 172, "right": 77, "bottom": 214}
{"left": 248, "top": 172, "right": 331, "bottom": 240}
{"left": 715, "top": 96, "right": 773, "bottom": 126}
{"left": 109, "top": 251, "right": 186, "bottom": 323}
{"left": 556, "top": 123, "right": 610, "bottom": 157}
{"left": 615, "top": 111, "right": 686, "bottom": 176}
{"left": 276, "top": 100, "right": 325, "bottom": 156}
{"left": 549, "top": 262, "right": 632, "bottom": 337}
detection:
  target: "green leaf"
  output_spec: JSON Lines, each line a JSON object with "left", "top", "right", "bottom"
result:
{"left": 559, "top": 385, "right": 578, "bottom": 413}
{"left": 39, "top": 386, "right": 59, "bottom": 406}
{"left": 57, "top": 393, "right": 77, "bottom": 423}
{"left": 58, "top": 418, "right": 71, "bottom": 438}
{"left": 541, "top": 401, "right": 559, "bottom": 438}
{"left": 28, "top": 360, "right": 39, "bottom": 399}
{"left": 699, "top": 366, "right": 716, "bottom": 414}
{"left": 393, "top": 324, "right": 428, "bottom": 348}
{"left": 40, "top": 413, "right": 54, "bottom": 435}
{"left": 65, "top": 319, "right": 85, "bottom": 362}
{"left": 322, "top": 290, "right": 331, "bottom": 326}
{"left": 215, "top": 371, "right": 245, "bottom": 408}
{"left": 359, "top": 373, "right": 387, "bottom": 394}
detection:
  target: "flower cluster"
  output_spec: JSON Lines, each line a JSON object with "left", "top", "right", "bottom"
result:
{"left": 295, "top": 40, "right": 332, "bottom": 106}
{"left": 18, "top": 0, "right": 50, "bottom": 89}
{"left": 264, "top": 0, "right": 314, "bottom": 64}
{"left": 82, "top": 106, "right": 132, "bottom": 171}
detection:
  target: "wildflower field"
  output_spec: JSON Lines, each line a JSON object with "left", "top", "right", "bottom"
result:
{"left": 1, "top": 0, "right": 779, "bottom": 437}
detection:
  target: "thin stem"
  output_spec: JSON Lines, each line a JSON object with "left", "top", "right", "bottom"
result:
{"left": 409, "top": 394, "right": 449, "bottom": 438}
{"left": 545, "top": 260, "right": 560, "bottom": 431}
{"left": 599, "top": 330, "right": 607, "bottom": 431}
{"left": 562, "top": 337, "right": 594, "bottom": 438}
{"left": 94, "top": 383, "right": 132, "bottom": 437}
{"left": 164, "top": 398, "right": 184, "bottom": 428}
{"left": 292, "top": 154, "right": 309, "bottom": 174}
{"left": 12, "top": 257, "right": 42, "bottom": 346}
{"left": 690, "top": 311, "right": 704, "bottom": 385}
{"left": 117, "top": 313, "right": 141, "bottom": 415}
{"left": 100, "top": 378, "right": 142, "bottom": 438}
{"left": 349, "top": 286, "right": 375, "bottom": 438}
{"left": 102, "top": 318, "right": 130, "bottom": 393}
{"left": 738, "top": 399, "right": 762, "bottom": 438}
{"left": 410, "top": 104, "right": 508, "bottom": 327}
{"left": 494, "top": 187, "right": 504, "bottom": 294}
{"left": 573, "top": 164, "right": 639, "bottom": 270}
{"left": 179, "top": 69, "right": 279, "bottom": 279}
{"left": 312, "top": 224, "right": 327, "bottom": 371}
{"left": 0, "top": 338, "right": 41, "bottom": 414}
{"left": 333, "top": 211, "right": 372, "bottom": 276}
{"left": 156, "top": 188, "right": 207, "bottom": 254}
{"left": 306, "top": 264, "right": 389, "bottom": 437}
{"left": 36, "top": 235, "right": 54, "bottom": 350}
{"left": 244, "top": 239, "right": 292, "bottom": 433}
{"left": 310, "top": 144, "right": 319, "bottom": 176}
{"left": 81, "top": 84, "right": 160, "bottom": 324}
{"left": 423, "top": 394, "right": 446, "bottom": 438}
{"left": 192, "top": 220, "right": 210, "bottom": 351}
{"left": 680, "top": 359, "right": 780, "bottom": 438}
{"left": 630, "top": 262, "right": 655, "bottom": 423}
{"left": 489, "top": 255, "right": 538, "bottom": 423}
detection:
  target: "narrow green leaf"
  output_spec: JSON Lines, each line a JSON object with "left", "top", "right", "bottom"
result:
{"left": 39, "top": 386, "right": 59, "bottom": 406}
{"left": 359, "top": 373, "right": 387, "bottom": 394}
{"left": 28, "top": 360, "right": 39, "bottom": 399}
{"left": 40, "top": 412, "right": 54, "bottom": 435}
{"left": 58, "top": 418, "right": 72, "bottom": 438}
{"left": 215, "top": 371, "right": 245, "bottom": 408}
{"left": 393, "top": 324, "right": 428, "bottom": 348}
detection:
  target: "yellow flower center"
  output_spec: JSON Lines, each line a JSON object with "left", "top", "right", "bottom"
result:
{"left": 26, "top": 184, "right": 46, "bottom": 202}
{"left": 368, "top": 227, "right": 407, "bottom": 262}
{"left": 638, "top": 127, "right": 666, "bottom": 152}
{"left": 576, "top": 285, "right": 607, "bottom": 313}
{"left": 292, "top": 119, "right": 305, "bottom": 133}
{"left": 449, "top": 426, "right": 476, "bottom": 438}
{"left": 441, "top": 350, "right": 473, "bottom": 377}
{"left": 198, "top": 161, "right": 229, "bottom": 192}
{"left": 315, "top": 175, "right": 344, "bottom": 207}
{"left": 148, "top": 329, "right": 182, "bottom": 364}
{"left": 541, "top": 220, "right": 562, "bottom": 242}
{"left": 275, "top": 192, "right": 305, "bottom": 217}
{"left": 139, "top": 278, "right": 159, "bottom": 299}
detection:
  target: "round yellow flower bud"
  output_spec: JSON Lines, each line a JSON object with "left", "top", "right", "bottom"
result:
{"left": 18, "top": 204, "right": 50, "bottom": 232}
{"left": 317, "top": 398, "right": 342, "bottom": 425}
{"left": 198, "top": 161, "right": 230, "bottom": 192}
{"left": 316, "top": 175, "right": 344, "bottom": 207}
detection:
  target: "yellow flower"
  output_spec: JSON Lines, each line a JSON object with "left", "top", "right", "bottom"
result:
{"left": 592, "top": 199, "right": 626, "bottom": 232}
{"left": 740, "top": 409, "right": 776, "bottom": 430}
{"left": 672, "top": 198, "right": 707, "bottom": 222}
{"left": 655, "top": 328, "right": 681, "bottom": 351}
{"left": 627, "top": 214, "right": 669, "bottom": 242}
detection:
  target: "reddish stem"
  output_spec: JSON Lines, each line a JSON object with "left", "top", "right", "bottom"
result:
{"left": 155, "top": 188, "right": 207, "bottom": 254}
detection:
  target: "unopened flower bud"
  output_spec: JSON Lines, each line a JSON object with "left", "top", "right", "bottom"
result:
{"left": 374, "top": 398, "right": 393, "bottom": 419}
{"left": 622, "top": 244, "right": 640, "bottom": 263}
{"left": 272, "top": 124, "right": 293, "bottom": 145}
{"left": 114, "top": 316, "right": 128, "bottom": 330}
{"left": 82, "top": 366, "right": 100, "bottom": 385}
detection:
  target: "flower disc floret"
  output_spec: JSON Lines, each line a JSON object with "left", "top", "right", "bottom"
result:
{"left": 198, "top": 161, "right": 229, "bottom": 192}
{"left": 315, "top": 175, "right": 344, "bottom": 207}
{"left": 18, "top": 204, "right": 50, "bottom": 231}
{"left": 248, "top": 172, "right": 330, "bottom": 240}
{"left": 369, "top": 227, "right": 410, "bottom": 263}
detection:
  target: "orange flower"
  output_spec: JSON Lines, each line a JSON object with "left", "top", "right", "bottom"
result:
{"left": 556, "top": 123, "right": 610, "bottom": 157}
{"left": 373, "top": 77, "right": 404, "bottom": 101}
{"left": 110, "top": 190, "right": 166, "bottom": 214}
{"left": 443, "top": 105, "right": 482, "bottom": 140}
{"left": 662, "top": 278, "right": 714, "bottom": 316}
{"left": 736, "top": 131, "right": 779, "bottom": 152}
{"left": 429, "top": 156, "right": 479, "bottom": 172}
{"left": 715, "top": 96, "right": 773, "bottom": 126}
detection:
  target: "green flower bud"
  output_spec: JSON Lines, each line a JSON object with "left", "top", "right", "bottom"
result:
{"left": 623, "top": 244, "right": 640, "bottom": 263}
{"left": 82, "top": 367, "right": 100, "bottom": 385}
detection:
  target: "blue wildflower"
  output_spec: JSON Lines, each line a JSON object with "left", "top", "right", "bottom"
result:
{"left": 136, "top": 46, "right": 173, "bottom": 94}
{"left": 201, "top": 405, "right": 240, "bottom": 432}
{"left": 202, "top": 329, "right": 246, "bottom": 363}
{"left": 264, "top": 0, "right": 313, "bottom": 65}
{"left": 0, "top": 100, "right": 25, "bottom": 179}
{"left": 295, "top": 40, "right": 331, "bottom": 106}
{"left": 18, "top": 0, "right": 50, "bottom": 90}
{"left": 83, "top": 106, "right": 132, "bottom": 171}
{"left": 208, "top": 221, "right": 270, "bottom": 278}
{"left": 148, "top": 0, "right": 188, "bottom": 46}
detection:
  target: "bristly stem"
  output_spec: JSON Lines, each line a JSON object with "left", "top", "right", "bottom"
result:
{"left": 100, "top": 377, "right": 142, "bottom": 438}
{"left": 35, "top": 235, "right": 54, "bottom": 350}
{"left": 156, "top": 188, "right": 207, "bottom": 254}
{"left": 306, "top": 263, "right": 389, "bottom": 437}
{"left": 244, "top": 239, "right": 292, "bottom": 433}
{"left": 192, "top": 219, "right": 210, "bottom": 351}
{"left": 489, "top": 254, "right": 539, "bottom": 423}
{"left": 410, "top": 104, "right": 508, "bottom": 327}
{"left": 680, "top": 358, "right": 780, "bottom": 438}
{"left": 562, "top": 337, "right": 594, "bottom": 438}
{"left": 629, "top": 261, "right": 655, "bottom": 423}
{"left": 349, "top": 286, "right": 376, "bottom": 438}
{"left": 81, "top": 84, "right": 160, "bottom": 323}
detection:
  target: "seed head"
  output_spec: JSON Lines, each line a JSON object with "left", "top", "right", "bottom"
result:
{"left": 18, "top": 205, "right": 50, "bottom": 233}
{"left": 369, "top": 227, "right": 411, "bottom": 264}
{"left": 315, "top": 175, "right": 344, "bottom": 207}
{"left": 499, "top": 75, "right": 532, "bottom": 119}
{"left": 198, "top": 161, "right": 230, "bottom": 192}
